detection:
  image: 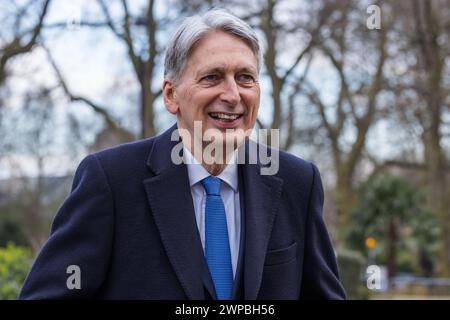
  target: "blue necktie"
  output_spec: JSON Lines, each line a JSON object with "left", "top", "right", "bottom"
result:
{"left": 201, "top": 176, "right": 233, "bottom": 300}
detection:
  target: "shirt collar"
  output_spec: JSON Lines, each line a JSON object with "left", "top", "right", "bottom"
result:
{"left": 183, "top": 146, "right": 238, "bottom": 192}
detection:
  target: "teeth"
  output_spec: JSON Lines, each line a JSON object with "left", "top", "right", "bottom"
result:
{"left": 210, "top": 112, "right": 240, "bottom": 120}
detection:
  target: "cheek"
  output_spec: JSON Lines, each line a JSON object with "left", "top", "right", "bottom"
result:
{"left": 191, "top": 90, "right": 219, "bottom": 115}
{"left": 177, "top": 87, "right": 192, "bottom": 109}
{"left": 183, "top": 85, "right": 197, "bottom": 102}
{"left": 177, "top": 88, "right": 202, "bottom": 118}
{"left": 243, "top": 90, "right": 260, "bottom": 120}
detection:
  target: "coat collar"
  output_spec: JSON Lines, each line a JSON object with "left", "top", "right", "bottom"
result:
{"left": 143, "top": 124, "right": 283, "bottom": 300}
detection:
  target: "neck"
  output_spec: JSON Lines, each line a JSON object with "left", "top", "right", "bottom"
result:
{"left": 204, "top": 163, "right": 226, "bottom": 176}
{"left": 182, "top": 139, "right": 236, "bottom": 176}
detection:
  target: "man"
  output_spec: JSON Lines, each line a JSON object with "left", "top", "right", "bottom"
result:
{"left": 19, "top": 9, "right": 345, "bottom": 300}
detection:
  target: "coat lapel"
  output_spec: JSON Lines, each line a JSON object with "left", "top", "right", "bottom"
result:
{"left": 143, "top": 125, "right": 213, "bottom": 299}
{"left": 240, "top": 141, "right": 284, "bottom": 300}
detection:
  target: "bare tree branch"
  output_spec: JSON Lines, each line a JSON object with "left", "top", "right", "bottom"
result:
{"left": 320, "top": 44, "right": 357, "bottom": 122}
{"left": 346, "top": 25, "right": 387, "bottom": 174}
{"left": 303, "top": 81, "right": 334, "bottom": 139}
{"left": 281, "top": 40, "right": 314, "bottom": 84}
{"left": 43, "top": 21, "right": 112, "bottom": 29}
{"left": 43, "top": 45, "right": 131, "bottom": 135}
{"left": 97, "top": 0, "right": 123, "bottom": 39}
{"left": 283, "top": 55, "right": 313, "bottom": 150}
{"left": 0, "top": 0, "right": 51, "bottom": 83}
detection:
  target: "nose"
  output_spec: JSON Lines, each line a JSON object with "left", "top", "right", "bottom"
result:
{"left": 220, "top": 77, "right": 241, "bottom": 106}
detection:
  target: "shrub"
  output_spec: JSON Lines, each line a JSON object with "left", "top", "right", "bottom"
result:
{"left": 337, "top": 249, "right": 369, "bottom": 299}
{"left": 0, "top": 242, "right": 31, "bottom": 299}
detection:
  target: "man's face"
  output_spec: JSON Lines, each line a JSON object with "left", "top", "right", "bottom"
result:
{"left": 163, "top": 31, "right": 260, "bottom": 154}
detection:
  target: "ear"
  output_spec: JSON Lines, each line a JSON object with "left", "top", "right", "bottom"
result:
{"left": 163, "top": 79, "right": 179, "bottom": 115}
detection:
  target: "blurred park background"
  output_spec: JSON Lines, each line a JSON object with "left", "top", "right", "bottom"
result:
{"left": 0, "top": 0, "right": 449, "bottom": 299}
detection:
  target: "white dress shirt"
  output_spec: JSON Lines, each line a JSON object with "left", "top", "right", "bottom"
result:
{"left": 183, "top": 147, "right": 241, "bottom": 278}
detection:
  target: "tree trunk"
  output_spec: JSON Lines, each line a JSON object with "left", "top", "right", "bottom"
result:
{"left": 387, "top": 217, "right": 398, "bottom": 278}
{"left": 414, "top": 0, "right": 450, "bottom": 276}
{"left": 334, "top": 163, "right": 356, "bottom": 239}
{"left": 141, "top": 69, "right": 156, "bottom": 138}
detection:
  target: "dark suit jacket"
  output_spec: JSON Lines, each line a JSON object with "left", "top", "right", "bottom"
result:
{"left": 19, "top": 124, "right": 346, "bottom": 299}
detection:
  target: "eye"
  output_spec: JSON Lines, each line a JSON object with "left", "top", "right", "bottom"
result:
{"left": 201, "top": 74, "right": 220, "bottom": 82}
{"left": 237, "top": 74, "right": 256, "bottom": 83}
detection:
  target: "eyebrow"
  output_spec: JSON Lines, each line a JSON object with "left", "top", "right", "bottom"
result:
{"left": 196, "top": 65, "right": 257, "bottom": 78}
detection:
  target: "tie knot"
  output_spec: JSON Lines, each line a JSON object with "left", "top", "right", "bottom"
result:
{"left": 201, "top": 176, "right": 221, "bottom": 196}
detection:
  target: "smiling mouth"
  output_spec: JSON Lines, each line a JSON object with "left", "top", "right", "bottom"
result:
{"left": 208, "top": 112, "right": 243, "bottom": 121}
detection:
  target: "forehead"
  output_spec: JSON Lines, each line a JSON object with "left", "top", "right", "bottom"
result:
{"left": 185, "top": 31, "right": 258, "bottom": 73}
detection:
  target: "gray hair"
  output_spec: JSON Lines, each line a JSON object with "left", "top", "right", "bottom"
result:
{"left": 164, "top": 9, "right": 263, "bottom": 82}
